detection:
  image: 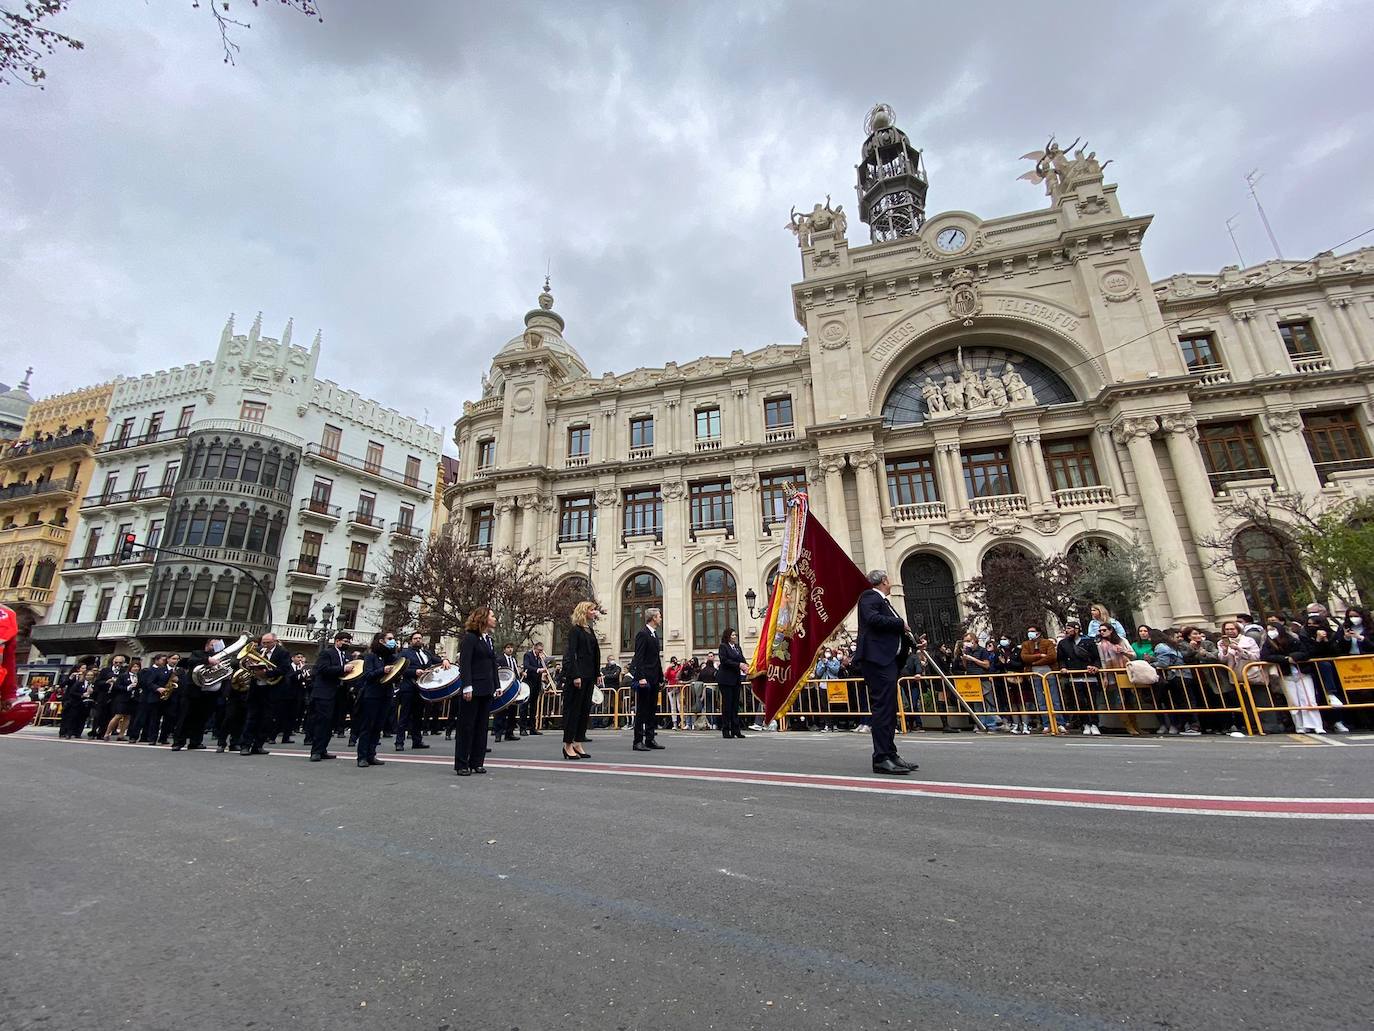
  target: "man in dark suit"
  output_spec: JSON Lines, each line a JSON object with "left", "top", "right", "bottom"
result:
{"left": 520, "top": 641, "right": 549, "bottom": 736}
{"left": 629, "top": 608, "right": 665, "bottom": 751}
{"left": 395, "top": 632, "right": 436, "bottom": 750}
{"left": 855, "top": 570, "right": 918, "bottom": 775}
{"left": 308, "top": 631, "right": 350, "bottom": 761}
{"left": 240, "top": 632, "right": 291, "bottom": 756}
{"left": 133, "top": 654, "right": 171, "bottom": 743}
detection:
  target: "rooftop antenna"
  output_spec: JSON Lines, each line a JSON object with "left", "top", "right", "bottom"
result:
{"left": 1224, "top": 214, "right": 1246, "bottom": 267}
{"left": 1245, "top": 169, "right": 1283, "bottom": 260}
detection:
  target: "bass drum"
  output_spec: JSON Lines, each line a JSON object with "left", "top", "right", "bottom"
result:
{"left": 418, "top": 666, "right": 463, "bottom": 702}
{"left": 488, "top": 667, "right": 528, "bottom": 714}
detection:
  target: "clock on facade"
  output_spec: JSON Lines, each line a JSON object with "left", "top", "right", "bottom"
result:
{"left": 935, "top": 227, "right": 968, "bottom": 252}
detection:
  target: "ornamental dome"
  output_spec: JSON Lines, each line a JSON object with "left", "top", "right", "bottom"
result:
{"left": 484, "top": 279, "right": 589, "bottom": 397}
{"left": 0, "top": 367, "right": 34, "bottom": 437}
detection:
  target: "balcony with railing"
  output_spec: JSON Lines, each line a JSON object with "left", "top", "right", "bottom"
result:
{"left": 1186, "top": 363, "right": 1232, "bottom": 387}
{"left": 298, "top": 498, "right": 342, "bottom": 524}
{"left": 1315, "top": 457, "right": 1374, "bottom": 486}
{"left": 694, "top": 436, "right": 722, "bottom": 453}
{"left": 1207, "top": 468, "right": 1275, "bottom": 496}
{"left": 0, "top": 584, "right": 54, "bottom": 607}
{"left": 100, "top": 426, "right": 189, "bottom": 455}
{"left": 1051, "top": 485, "right": 1115, "bottom": 510}
{"left": 969, "top": 494, "right": 1029, "bottom": 516}
{"left": 565, "top": 454, "right": 590, "bottom": 469}
{"left": 556, "top": 529, "right": 595, "bottom": 552}
{"left": 179, "top": 477, "right": 292, "bottom": 507}
{"left": 286, "top": 558, "right": 331, "bottom": 582}
{"left": 621, "top": 524, "right": 663, "bottom": 546}
{"left": 0, "top": 522, "right": 71, "bottom": 547}
{"left": 338, "top": 567, "right": 378, "bottom": 587}
{"left": 305, "top": 442, "right": 433, "bottom": 493}
{"left": 1290, "top": 351, "right": 1332, "bottom": 375}
{"left": 891, "top": 502, "right": 948, "bottom": 523}
{"left": 688, "top": 517, "right": 734, "bottom": 542}
{"left": 1, "top": 428, "right": 96, "bottom": 465}
{"left": 63, "top": 551, "right": 153, "bottom": 572}
{"left": 389, "top": 521, "right": 423, "bottom": 541}
{"left": 80, "top": 483, "right": 176, "bottom": 510}
{"left": 347, "top": 510, "right": 385, "bottom": 536}
{"left": 627, "top": 446, "right": 655, "bottom": 461}
{"left": 764, "top": 425, "right": 796, "bottom": 444}
{"left": 0, "top": 478, "right": 77, "bottom": 507}
{"left": 190, "top": 418, "right": 303, "bottom": 448}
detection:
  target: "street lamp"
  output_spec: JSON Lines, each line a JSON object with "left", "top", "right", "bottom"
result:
{"left": 745, "top": 588, "right": 759, "bottom": 619}
{"left": 307, "top": 602, "right": 336, "bottom": 645}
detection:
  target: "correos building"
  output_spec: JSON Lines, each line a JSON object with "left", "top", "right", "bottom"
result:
{"left": 446, "top": 105, "right": 1374, "bottom": 660}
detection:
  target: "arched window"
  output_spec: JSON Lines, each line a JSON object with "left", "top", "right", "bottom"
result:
{"left": 261, "top": 449, "right": 280, "bottom": 490}
{"left": 185, "top": 501, "right": 209, "bottom": 547}
{"left": 168, "top": 570, "right": 192, "bottom": 618}
{"left": 188, "top": 441, "right": 207, "bottom": 479}
{"left": 1234, "top": 527, "right": 1307, "bottom": 615}
{"left": 204, "top": 440, "right": 225, "bottom": 479}
{"left": 551, "top": 575, "right": 594, "bottom": 657}
{"left": 241, "top": 445, "right": 262, "bottom": 484}
{"left": 692, "top": 566, "right": 738, "bottom": 651}
{"left": 230, "top": 578, "right": 253, "bottom": 622}
{"left": 209, "top": 572, "right": 235, "bottom": 619}
{"left": 186, "top": 570, "right": 213, "bottom": 619}
{"left": 620, "top": 571, "right": 663, "bottom": 651}
{"left": 225, "top": 504, "right": 250, "bottom": 549}
{"left": 882, "top": 346, "right": 1077, "bottom": 426}
{"left": 264, "top": 511, "right": 285, "bottom": 555}
{"left": 278, "top": 453, "right": 298, "bottom": 492}
{"left": 205, "top": 501, "right": 229, "bottom": 548}
{"left": 32, "top": 558, "right": 56, "bottom": 589}
{"left": 221, "top": 442, "right": 243, "bottom": 480}
{"left": 246, "top": 508, "right": 269, "bottom": 552}
{"left": 149, "top": 570, "right": 173, "bottom": 618}
{"left": 8, "top": 559, "right": 24, "bottom": 588}
{"left": 169, "top": 501, "right": 191, "bottom": 547}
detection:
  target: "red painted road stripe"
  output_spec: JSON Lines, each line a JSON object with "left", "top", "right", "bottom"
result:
{"left": 12, "top": 734, "right": 1374, "bottom": 819}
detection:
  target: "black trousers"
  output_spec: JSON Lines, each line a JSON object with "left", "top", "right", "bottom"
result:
{"left": 88, "top": 699, "right": 110, "bottom": 738}
{"left": 217, "top": 692, "right": 248, "bottom": 747}
{"left": 59, "top": 701, "right": 86, "bottom": 737}
{"left": 492, "top": 707, "right": 517, "bottom": 740}
{"left": 132, "top": 697, "right": 160, "bottom": 742}
{"left": 633, "top": 684, "right": 660, "bottom": 744}
{"left": 719, "top": 683, "right": 741, "bottom": 737}
{"left": 394, "top": 688, "right": 423, "bottom": 745}
{"left": 861, "top": 659, "right": 899, "bottom": 762}
{"left": 356, "top": 695, "right": 386, "bottom": 762}
{"left": 454, "top": 694, "right": 492, "bottom": 770}
{"left": 562, "top": 684, "right": 592, "bottom": 745}
{"left": 177, "top": 691, "right": 218, "bottom": 747}
{"left": 306, "top": 694, "right": 334, "bottom": 757}
{"left": 158, "top": 693, "right": 183, "bottom": 742}
{"left": 520, "top": 681, "right": 543, "bottom": 733}
{"left": 239, "top": 684, "right": 270, "bottom": 750}
{"left": 270, "top": 692, "right": 296, "bottom": 740}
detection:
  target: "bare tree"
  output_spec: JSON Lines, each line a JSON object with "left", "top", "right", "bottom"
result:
{"left": 0, "top": 0, "right": 322, "bottom": 87}
{"left": 963, "top": 548, "right": 1077, "bottom": 637}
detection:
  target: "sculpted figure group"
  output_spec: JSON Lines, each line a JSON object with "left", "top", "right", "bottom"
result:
{"left": 921, "top": 362, "right": 1034, "bottom": 418}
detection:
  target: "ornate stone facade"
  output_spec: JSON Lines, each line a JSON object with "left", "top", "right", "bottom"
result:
{"left": 446, "top": 110, "right": 1374, "bottom": 657}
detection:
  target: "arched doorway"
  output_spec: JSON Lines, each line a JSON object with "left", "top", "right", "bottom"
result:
{"left": 900, "top": 553, "right": 959, "bottom": 646}
{"left": 1067, "top": 536, "right": 1138, "bottom": 631}
{"left": 1233, "top": 527, "right": 1307, "bottom": 615}
{"left": 691, "top": 566, "right": 738, "bottom": 653}
{"left": 551, "top": 574, "right": 594, "bottom": 657}
{"left": 620, "top": 571, "right": 663, "bottom": 652}
{"left": 977, "top": 543, "right": 1047, "bottom": 636}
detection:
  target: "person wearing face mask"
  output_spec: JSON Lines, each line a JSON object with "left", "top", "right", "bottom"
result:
{"left": 1261, "top": 622, "right": 1324, "bottom": 733}
{"left": 1215, "top": 621, "right": 1258, "bottom": 737}
{"left": 355, "top": 631, "right": 399, "bottom": 768}
{"left": 992, "top": 634, "right": 1030, "bottom": 734}
{"left": 1301, "top": 608, "right": 1351, "bottom": 733}
{"left": 1020, "top": 625, "right": 1062, "bottom": 734}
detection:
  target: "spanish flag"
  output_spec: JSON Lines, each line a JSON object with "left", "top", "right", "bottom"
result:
{"left": 747, "top": 491, "right": 870, "bottom": 724}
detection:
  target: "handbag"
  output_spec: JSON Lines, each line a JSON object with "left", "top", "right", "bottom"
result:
{"left": 1126, "top": 659, "right": 1159, "bottom": 686}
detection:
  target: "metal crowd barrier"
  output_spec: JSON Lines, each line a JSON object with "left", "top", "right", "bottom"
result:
{"left": 1238, "top": 655, "right": 1374, "bottom": 735}
{"left": 1044, "top": 663, "right": 1255, "bottom": 736}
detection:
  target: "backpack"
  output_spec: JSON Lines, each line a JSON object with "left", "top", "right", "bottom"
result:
{"left": 1126, "top": 658, "right": 1159, "bottom": 685}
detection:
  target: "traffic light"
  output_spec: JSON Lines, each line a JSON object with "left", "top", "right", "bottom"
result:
{"left": 117, "top": 532, "right": 138, "bottom": 564}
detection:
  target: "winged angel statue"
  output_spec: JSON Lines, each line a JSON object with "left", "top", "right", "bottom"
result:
{"left": 1018, "top": 136, "right": 1111, "bottom": 197}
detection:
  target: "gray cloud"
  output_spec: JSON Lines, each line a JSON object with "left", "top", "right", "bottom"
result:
{"left": 3, "top": 0, "right": 1371, "bottom": 451}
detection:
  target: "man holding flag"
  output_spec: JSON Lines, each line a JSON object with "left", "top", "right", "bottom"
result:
{"left": 855, "top": 570, "right": 919, "bottom": 775}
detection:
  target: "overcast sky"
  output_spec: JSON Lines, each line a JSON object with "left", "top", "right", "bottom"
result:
{"left": 3, "top": 0, "right": 1371, "bottom": 450}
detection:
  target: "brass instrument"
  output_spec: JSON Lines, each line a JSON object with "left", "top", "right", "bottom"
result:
{"left": 158, "top": 667, "right": 180, "bottom": 700}
{"left": 231, "top": 668, "right": 254, "bottom": 693}
{"left": 191, "top": 635, "right": 250, "bottom": 689}
{"left": 238, "top": 641, "right": 284, "bottom": 685}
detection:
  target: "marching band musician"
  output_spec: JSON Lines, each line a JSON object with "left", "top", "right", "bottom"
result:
{"left": 307, "top": 630, "right": 350, "bottom": 762}
{"left": 454, "top": 607, "right": 498, "bottom": 777}
{"left": 490, "top": 642, "right": 521, "bottom": 744}
{"left": 395, "top": 632, "right": 437, "bottom": 751}
{"left": 240, "top": 632, "right": 290, "bottom": 757}
{"left": 87, "top": 654, "right": 126, "bottom": 739}
{"left": 157, "top": 653, "right": 182, "bottom": 744}
{"left": 355, "top": 632, "right": 398, "bottom": 768}
{"left": 104, "top": 657, "right": 139, "bottom": 741}
{"left": 520, "top": 641, "right": 549, "bottom": 737}
{"left": 133, "top": 654, "right": 171, "bottom": 744}
{"left": 172, "top": 638, "right": 228, "bottom": 751}
{"left": 560, "top": 601, "right": 600, "bottom": 760}
{"left": 57, "top": 663, "right": 89, "bottom": 739}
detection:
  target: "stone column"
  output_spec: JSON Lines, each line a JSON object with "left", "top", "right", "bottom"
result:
{"left": 664, "top": 400, "right": 680, "bottom": 455}
{"left": 1094, "top": 424, "right": 1129, "bottom": 501}
{"left": 732, "top": 385, "right": 750, "bottom": 445}
{"left": 818, "top": 454, "right": 851, "bottom": 551}
{"left": 1262, "top": 409, "right": 1323, "bottom": 497}
{"left": 1113, "top": 416, "right": 1205, "bottom": 623}
{"left": 517, "top": 493, "right": 542, "bottom": 553}
{"left": 1012, "top": 432, "right": 1047, "bottom": 509}
{"left": 1332, "top": 295, "right": 1373, "bottom": 364}
{"left": 850, "top": 450, "right": 887, "bottom": 572}
{"left": 494, "top": 496, "right": 517, "bottom": 555}
{"left": 934, "top": 442, "right": 968, "bottom": 514}
{"left": 592, "top": 487, "right": 619, "bottom": 606}
{"left": 730, "top": 472, "right": 763, "bottom": 607}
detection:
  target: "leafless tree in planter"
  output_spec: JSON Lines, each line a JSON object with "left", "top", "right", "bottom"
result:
{"left": 963, "top": 548, "right": 1078, "bottom": 638}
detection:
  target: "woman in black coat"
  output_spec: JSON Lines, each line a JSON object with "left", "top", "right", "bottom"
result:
{"left": 356, "top": 632, "right": 398, "bottom": 768}
{"left": 455, "top": 606, "right": 498, "bottom": 776}
{"left": 717, "top": 627, "right": 747, "bottom": 739}
{"left": 561, "top": 600, "right": 602, "bottom": 760}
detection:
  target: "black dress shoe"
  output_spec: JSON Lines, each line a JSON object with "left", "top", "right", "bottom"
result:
{"left": 357, "top": 759, "right": 370, "bottom": 768}
{"left": 251, "top": 747, "right": 270, "bottom": 755}
{"left": 455, "top": 768, "right": 471, "bottom": 776}
{"left": 369, "top": 758, "right": 386, "bottom": 766}
{"left": 872, "top": 758, "right": 910, "bottom": 775}
{"left": 170, "top": 743, "right": 183, "bottom": 751}
{"left": 647, "top": 741, "right": 665, "bottom": 750}
{"left": 527, "top": 730, "right": 543, "bottom": 736}
{"left": 320, "top": 753, "right": 336, "bottom": 760}
{"left": 632, "top": 742, "right": 650, "bottom": 751}
{"left": 503, "top": 735, "right": 518, "bottom": 742}
{"left": 280, "top": 737, "right": 295, "bottom": 744}
{"left": 474, "top": 766, "right": 488, "bottom": 774}
{"left": 309, "top": 755, "right": 323, "bottom": 762}
{"left": 413, "top": 742, "right": 431, "bottom": 749}
{"left": 896, "top": 757, "right": 919, "bottom": 771}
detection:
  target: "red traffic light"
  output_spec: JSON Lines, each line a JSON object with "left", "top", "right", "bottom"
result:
{"left": 117, "top": 533, "right": 138, "bottom": 563}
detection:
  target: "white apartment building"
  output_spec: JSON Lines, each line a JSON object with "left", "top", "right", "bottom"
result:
{"left": 33, "top": 314, "right": 442, "bottom": 659}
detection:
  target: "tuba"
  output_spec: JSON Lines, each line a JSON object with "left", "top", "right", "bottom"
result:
{"left": 238, "top": 641, "right": 284, "bottom": 685}
{"left": 191, "top": 635, "right": 250, "bottom": 689}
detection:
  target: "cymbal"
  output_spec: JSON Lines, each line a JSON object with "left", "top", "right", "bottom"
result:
{"left": 342, "top": 659, "right": 365, "bottom": 681}
{"left": 381, "top": 657, "right": 408, "bottom": 684}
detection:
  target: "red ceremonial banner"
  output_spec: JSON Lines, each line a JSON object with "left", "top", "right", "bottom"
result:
{"left": 747, "top": 495, "right": 869, "bottom": 724}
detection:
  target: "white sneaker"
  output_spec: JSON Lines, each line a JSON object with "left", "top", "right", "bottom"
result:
{"left": 1082, "top": 726, "right": 1093, "bottom": 735}
{"left": 1155, "top": 725, "right": 1170, "bottom": 735}
{"left": 748, "top": 723, "right": 763, "bottom": 732}
{"left": 1180, "top": 728, "right": 1201, "bottom": 736}
{"left": 1227, "top": 730, "right": 1245, "bottom": 738}
{"left": 1091, "top": 725, "right": 1102, "bottom": 735}
{"left": 1334, "top": 721, "right": 1351, "bottom": 733}
{"left": 1314, "top": 727, "right": 1328, "bottom": 734}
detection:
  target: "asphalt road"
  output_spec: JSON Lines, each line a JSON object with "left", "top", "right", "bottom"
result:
{"left": 2, "top": 727, "right": 1371, "bottom": 1031}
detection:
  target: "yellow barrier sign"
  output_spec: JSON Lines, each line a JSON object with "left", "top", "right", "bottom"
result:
{"left": 825, "top": 681, "right": 850, "bottom": 705}
{"left": 953, "top": 677, "right": 985, "bottom": 704}
{"left": 1336, "top": 656, "right": 1374, "bottom": 693}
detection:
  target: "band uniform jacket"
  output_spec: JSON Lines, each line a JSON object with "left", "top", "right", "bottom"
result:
{"left": 854, "top": 589, "right": 905, "bottom": 668}
{"left": 630, "top": 626, "right": 664, "bottom": 687}
{"left": 562, "top": 625, "right": 600, "bottom": 688}
{"left": 257, "top": 643, "right": 293, "bottom": 689}
{"left": 521, "top": 649, "right": 546, "bottom": 688}
{"left": 717, "top": 642, "right": 745, "bottom": 687}
{"left": 359, "top": 652, "right": 395, "bottom": 702}
{"left": 312, "top": 644, "right": 349, "bottom": 699}
{"left": 399, "top": 646, "right": 434, "bottom": 692}
{"left": 137, "top": 665, "right": 171, "bottom": 703}
{"left": 181, "top": 650, "right": 218, "bottom": 693}
{"left": 459, "top": 631, "right": 498, "bottom": 698}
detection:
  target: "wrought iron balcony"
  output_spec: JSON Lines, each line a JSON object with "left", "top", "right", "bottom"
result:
{"left": 347, "top": 510, "right": 385, "bottom": 535}
{"left": 80, "top": 483, "right": 176, "bottom": 509}
{"left": 100, "top": 426, "right": 189, "bottom": 454}
{"left": 287, "top": 558, "right": 331, "bottom": 581}
{"left": 338, "top": 567, "right": 378, "bottom": 586}
{"left": 298, "top": 498, "right": 342, "bottom": 523}
{"left": 1, "top": 429, "right": 96, "bottom": 463}
{"left": 304, "top": 442, "right": 433, "bottom": 493}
